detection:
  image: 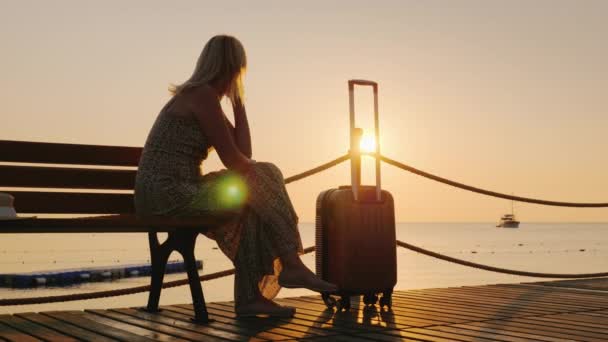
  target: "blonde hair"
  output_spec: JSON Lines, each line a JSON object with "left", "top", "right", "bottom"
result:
{"left": 169, "top": 35, "right": 247, "bottom": 104}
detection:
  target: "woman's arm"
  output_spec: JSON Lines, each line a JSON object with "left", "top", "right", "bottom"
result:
{"left": 231, "top": 99, "right": 252, "bottom": 158}
{"left": 188, "top": 87, "right": 254, "bottom": 172}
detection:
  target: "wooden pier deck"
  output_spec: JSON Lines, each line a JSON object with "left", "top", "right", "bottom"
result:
{"left": 1, "top": 279, "right": 607, "bottom": 341}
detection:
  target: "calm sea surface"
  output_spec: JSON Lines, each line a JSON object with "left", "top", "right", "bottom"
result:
{"left": 1, "top": 222, "right": 606, "bottom": 314}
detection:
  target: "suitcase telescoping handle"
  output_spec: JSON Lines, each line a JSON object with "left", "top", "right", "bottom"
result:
{"left": 348, "top": 79, "right": 381, "bottom": 201}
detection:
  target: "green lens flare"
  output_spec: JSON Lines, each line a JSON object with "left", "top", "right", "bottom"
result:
{"left": 218, "top": 174, "right": 248, "bottom": 210}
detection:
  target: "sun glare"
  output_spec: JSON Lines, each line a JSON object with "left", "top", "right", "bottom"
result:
{"left": 359, "top": 134, "right": 376, "bottom": 153}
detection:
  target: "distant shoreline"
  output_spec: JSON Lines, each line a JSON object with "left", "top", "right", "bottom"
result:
{"left": 299, "top": 221, "right": 608, "bottom": 224}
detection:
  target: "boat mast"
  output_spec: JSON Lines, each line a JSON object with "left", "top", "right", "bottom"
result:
{"left": 511, "top": 194, "right": 515, "bottom": 216}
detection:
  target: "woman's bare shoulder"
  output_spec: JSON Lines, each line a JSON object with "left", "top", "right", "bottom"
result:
{"left": 183, "top": 85, "right": 220, "bottom": 112}
{"left": 166, "top": 85, "right": 217, "bottom": 117}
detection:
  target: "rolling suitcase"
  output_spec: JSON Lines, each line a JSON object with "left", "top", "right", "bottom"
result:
{"left": 315, "top": 80, "right": 397, "bottom": 310}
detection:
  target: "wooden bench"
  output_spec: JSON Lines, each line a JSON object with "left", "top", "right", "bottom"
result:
{"left": 0, "top": 139, "right": 236, "bottom": 323}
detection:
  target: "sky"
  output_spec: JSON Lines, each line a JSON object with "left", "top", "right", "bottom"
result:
{"left": 1, "top": 0, "right": 607, "bottom": 222}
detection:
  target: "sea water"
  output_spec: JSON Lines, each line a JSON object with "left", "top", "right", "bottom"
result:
{"left": 1, "top": 222, "right": 606, "bottom": 314}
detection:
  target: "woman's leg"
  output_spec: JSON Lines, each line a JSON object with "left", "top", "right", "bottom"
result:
{"left": 234, "top": 162, "right": 336, "bottom": 309}
{"left": 187, "top": 162, "right": 335, "bottom": 314}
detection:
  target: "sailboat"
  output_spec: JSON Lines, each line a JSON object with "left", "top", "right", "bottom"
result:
{"left": 497, "top": 199, "right": 520, "bottom": 228}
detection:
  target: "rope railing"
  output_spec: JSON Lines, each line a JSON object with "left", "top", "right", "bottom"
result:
{"left": 380, "top": 154, "right": 608, "bottom": 207}
{"left": 2, "top": 152, "right": 606, "bottom": 306}
{"left": 0, "top": 269, "right": 236, "bottom": 306}
{"left": 396, "top": 240, "right": 608, "bottom": 279}
{"left": 284, "top": 154, "right": 350, "bottom": 184}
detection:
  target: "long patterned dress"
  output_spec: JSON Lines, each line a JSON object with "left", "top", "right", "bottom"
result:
{"left": 134, "top": 97, "right": 303, "bottom": 305}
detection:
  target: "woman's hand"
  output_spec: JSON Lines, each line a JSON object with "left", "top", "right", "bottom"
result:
{"left": 231, "top": 97, "right": 247, "bottom": 118}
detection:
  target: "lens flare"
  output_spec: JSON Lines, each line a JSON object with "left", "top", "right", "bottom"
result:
{"left": 218, "top": 174, "right": 247, "bottom": 210}
{"left": 227, "top": 185, "right": 239, "bottom": 196}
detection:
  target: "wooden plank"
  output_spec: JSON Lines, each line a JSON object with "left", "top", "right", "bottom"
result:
{"left": 494, "top": 282, "right": 608, "bottom": 298}
{"left": 297, "top": 295, "right": 490, "bottom": 322}
{"left": 295, "top": 295, "right": 472, "bottom": 324}
{"left": 438, "top": 285, "right": 608, "bottom": 308}
{"left": 511, "top": 279, "right": 608, "bottom": 292}
{"left": 386, "top": 303, "right": 489, "bottom": 322}
{"left": 273, "top": 299, "right": 390, "bottom": 334}
{"left": 208, "top": 302, "right": 344, "bottom": 337}
{"left": 358, "top": 330, "right": 457, "bottom": 342}
{"left": 207, "top": 304, "right": 341, "bottom": 338}
{"left": 544, "top": 312, "right": 608, "bottom": 325}
{"left": 389, "top": 293, "right": 546, "bottom": 318}
{"left": 148, "top": 308, "right": 275, "bottom": 341}
{"left": 171, "top": 304, "right": 313, "bottom": 340}
{"left": 0, "top": 314, "right": 77, "bottom": 342}
{"left": 398, "top": 287, "right": 589, "bottom": 312}
{"left": 388, "top": 299, "right": 535, "bottom": 322}
{"left": 5, "top": 191, "right": 134, "bottom": 214}
{"left": 88, "top": 309, "right": 226, "bottom": 342}
{"left": 0, "top": 140, "right": 141, "bottom": 166}
{"left": 200, "top": 303, "right": 344, "bottom": 338}
{"left": 0, "top": 165, "right": 136, "bottom": 189}
{"left": 281, "top": 297, "right": 484, "bottom": 342}
{"left": 215, "top": 300, "right": 363, "bottom": 335}
{"left": 114, "top": 308, "right": 260, "bottom": 342}
{"left": 499, "top": 316, "right": 608, "bottom": 337}
{"left": 157, "top": 305, "right": 291, "bottom": 341}
{"left": 289, "top": 296, "right": 450, "bottom": 327}
{"left": 43, "top": 311, "right": 160, "bottom": 342}
{"left": 0, "top": 319, "right": 42, "bottom": 342}
{"left": 525, "top": 314, "right": 608, "bottom": 330}
{"left": 392, "top": 291, "right": 557, "bottom": 316}
{"left": 275, "top": 297, "right": 405, "bottom": 330}
{"left": 0, "top": 214, "right": 236, "bottom": 233}
{"left": 305, "top": 297, "right": 488, "bottom": 323}
{"left": 298, "top": 335, "right": 375, "bottom": 342}
{"left": 481, "top": 284, "right": 608, "bottom": 305}
{"left": 423, "top": 325, "right": 541, "bottom": 342}
{"left": 432, "top": 323, "right": 570, "bottom": 342}
{"left": 464, "top": 319, "right": 607, "bottom": 341}
{"left": 16, "top": 312, "right": 115, "bottom": 342}
{"left": 77, "top": 311, "right": 187, "bottom": 341}
{"left": 578, "top": 310, "right": 608, "bottom": 318}
{"left": 401, "top": 327, "right": 501, "bottom": 342}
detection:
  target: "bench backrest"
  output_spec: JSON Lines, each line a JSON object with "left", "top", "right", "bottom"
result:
{"left": 0, "top": 140, "right": 142, "bottom": 215}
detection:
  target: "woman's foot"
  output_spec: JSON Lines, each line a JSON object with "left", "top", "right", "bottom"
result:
{"left": 278, "top": 265, "right": 338, "bottom": 293}
{"left": 236, "top": 296, "right": 295, "bottom": 318}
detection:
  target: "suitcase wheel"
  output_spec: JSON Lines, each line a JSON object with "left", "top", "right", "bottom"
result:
{"left": 336, "top": 295, "right": 351, "bottom": 311}
{"left": 322, "top": 293, "right": 337, "bottom": 309}
{"left": 363, "top": 293, "right": 378, "bottom": 306}
{"left": 380, "top": 290, "right": 393, "bottom": 309}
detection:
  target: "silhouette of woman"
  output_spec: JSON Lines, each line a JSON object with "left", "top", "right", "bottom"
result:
{"left": 134, "top": 35, "right": 337, "bottom": 317}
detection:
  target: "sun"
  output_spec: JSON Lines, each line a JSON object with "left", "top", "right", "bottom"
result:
{"left": 359, "top": 134, "right": 376, "bottom": 153}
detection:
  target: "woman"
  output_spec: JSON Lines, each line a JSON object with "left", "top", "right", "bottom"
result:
{"left": 134, "top": 35, "right": 337, "bottom": 318}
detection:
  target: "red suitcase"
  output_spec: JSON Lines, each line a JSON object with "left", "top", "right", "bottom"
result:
{"left": 315, "top": 80, "right": 397, "bottom": 310}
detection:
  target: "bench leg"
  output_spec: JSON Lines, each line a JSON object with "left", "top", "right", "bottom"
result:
{"left": 145, "top": 232, "right": 171, "bottom": 313}
{"left": 174, "top": 231, "right": 211, "bottom": 324}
